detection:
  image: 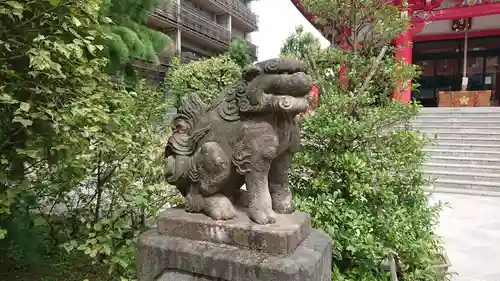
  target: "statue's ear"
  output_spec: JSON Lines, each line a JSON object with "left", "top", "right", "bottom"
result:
{"left": 242, "top": 65, "right": 260, "bottom": 82}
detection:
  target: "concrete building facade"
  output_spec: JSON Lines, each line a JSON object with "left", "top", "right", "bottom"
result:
{"left": 149, "top": 0, "right": 258, "bottom": 63}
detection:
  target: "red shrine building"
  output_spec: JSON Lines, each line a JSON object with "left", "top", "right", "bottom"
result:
{"left": 291, "top": 0, "right": 500, "bottom": 107}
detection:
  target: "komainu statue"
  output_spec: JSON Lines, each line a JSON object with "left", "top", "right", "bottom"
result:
{"left": 164, "top": 58, "right": 313, "bottom": 224}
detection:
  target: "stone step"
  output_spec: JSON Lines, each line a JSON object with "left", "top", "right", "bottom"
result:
{"left": 429, "top": 155, "right": 500, "bottom": 166}
{"left": 420, "top": 107, "right": 500, "bottom": 115}
{"left": 415, "top": 116, "right": 500, "bottom": 122}
{"left": 425, "top": 162, "right": 500, "bottom": 174}
{"left": 425, "top": 186, "right": 500, "bottom": 198}
{"left": 424, "top": 148, "right": 500, "bottom": 158}
{"left": 425, "top": 170, "right": 500, "bottom": 182}
{"left": 415, "top": 127, "right": 500, "bottom": 134}
{"left": 426, "top": 142, "right": 500, "bottom": 152}
{"left": 430, "top": 136, "right": 500, "bottom": 145}
{"left": 430, "top": 178, "right": 500, "bottom": 193}
{"left": 420, "top": 131, "right": 500, "bottom": 140}
{"left": 411, "top": 122, "right": 500, "bottom": 128}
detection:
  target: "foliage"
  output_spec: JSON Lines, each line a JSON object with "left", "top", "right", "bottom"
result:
{"left": 166, "top": 55, "right": 242, "bottom": 106}
{"left": 287, "top": 0, "right": 447, "bottom": 280}
{"left": 101, "top": 0, "right": 173, "bottom": 81}
{"left": 227, "top": 38, "right": 254, "bottom": 69}
{"left": 1, "top": 221, "right": 109, "bottom": 281}
{"left": 0, "top": 0, "right": 179, "bottom": 279}
{"left": 280, "top": 25, "right": 323, "bottom": 62}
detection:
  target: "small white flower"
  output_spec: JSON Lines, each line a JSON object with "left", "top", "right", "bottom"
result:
{"left": 325, "top": 68, "right": 335, "bottom": 78}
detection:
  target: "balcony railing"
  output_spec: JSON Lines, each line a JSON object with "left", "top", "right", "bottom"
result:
{"left": 152, "top": 4, "right": 231, "bottom": 47}
{"left": 180, "top": 51, "right": 203, "bottom": 64}
{"left": 207, "top": 0, "right": 231, "bottom": 11}
{"left": 152, "top": 3, "right": 178, "bottom": 26}
{"left": 179, "top": 4, "right": 231, "bottom": 46}
{"left": 131, "top": 59, "right": 168, "bottom": 83}
{"left": 231, "top": 0, "right": 258, "bottom": 29}
{"left": 247, "top": 41, "right": 257, "bottom": 58}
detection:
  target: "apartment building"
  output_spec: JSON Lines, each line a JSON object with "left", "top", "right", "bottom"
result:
{"left": 148, "top": 0, "right": 258, "bottom": 64}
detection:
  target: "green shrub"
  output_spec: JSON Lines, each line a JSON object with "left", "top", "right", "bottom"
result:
{"left": 166, "top": 55, "right": 241, "bottom": 106}
{"left": 101, "top": 0, "right": 173, "bottom": 79}
{"left": 280, "top": 25, "right": 323, "bottom": 62}
{"left": 287, "top": 0, "right": 447, "bottom": 280}
{"left": 227, "top": 38, "right": 254, "bottom": 68}
{"left": 0, "top": 0, "right": 179, "bottom": 279}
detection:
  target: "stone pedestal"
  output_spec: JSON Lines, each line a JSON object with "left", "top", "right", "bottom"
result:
{"left": 138, "top": 207, "right": 332, "bottom": 281}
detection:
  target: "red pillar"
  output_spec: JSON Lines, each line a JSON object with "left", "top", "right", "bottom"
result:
{"left": 393, "top": 21, "right": 413, "bottom": 103}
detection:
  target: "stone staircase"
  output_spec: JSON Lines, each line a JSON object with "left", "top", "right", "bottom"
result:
{"left": 413, "top": 107, "right": 500, "bottom": 197}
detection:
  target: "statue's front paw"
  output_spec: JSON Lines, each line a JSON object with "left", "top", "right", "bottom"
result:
{"left": 204, "top": 194, "right": 237, "bottom": 220}
{"left": 249, "top": 208, "right": 276, "bottom": 225}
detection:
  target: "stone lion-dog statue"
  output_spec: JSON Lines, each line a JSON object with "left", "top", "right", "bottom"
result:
{"left": 164, "top": 58, "right": 313, "bottom": 224}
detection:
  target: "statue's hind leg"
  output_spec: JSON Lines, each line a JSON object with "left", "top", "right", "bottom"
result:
{"left": 192, "top": 142, "right": 236, "bottom": 220}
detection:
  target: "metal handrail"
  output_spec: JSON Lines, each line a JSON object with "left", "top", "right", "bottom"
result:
{"left": 208, "top": 0, "right": 231, "bottom": 10}
{"left": 179, "top": 4, "right": 231, "bottom": 45}
{"left": 231, "top": 0, "right": 258, "bottom": 27}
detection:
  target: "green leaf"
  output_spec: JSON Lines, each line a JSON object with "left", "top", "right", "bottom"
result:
{"left": 34, "top": 217, "right": 46, "bottom": 226}
{"left": 47, "top": 0, "right": 61, "bottom": 7}
{"left": 20, "top": 102, "right": 30, "bottom": 112}
{"left": 5, "top": 1, "right": 23, "bottom": 10}
{"left": 12, "top": 116, "right": 33, "bottom": 127}
{"left": 87, "top": 44, "right": 96, "bottom": 56}
{"left": 0, "top": 93, "right": 19, "bottom": 104}
{"left": 94, "top": 223, "right": 102, "bottom": 231}
{"left": 102, "top": 244, "right": 112, "bottom": 255}
{"left": 70, "top": 16, "right": 81, "bottom": 27}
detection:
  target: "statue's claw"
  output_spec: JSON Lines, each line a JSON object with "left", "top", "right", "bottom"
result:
{"left": 249, "top": 206, "right": 276, "bottom": 225}
{"left": 249, "top": 210, "right": 274, "bottom": 225}
{"left": 204, "top": 194, "right": 237, "bottom": 221}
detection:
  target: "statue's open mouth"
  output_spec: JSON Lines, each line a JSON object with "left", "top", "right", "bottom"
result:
{"left": 263, "top": 93, "right": 310, "bottom": 113}
{"left": 279, "top": 96, "right": 309, "bottom": 112}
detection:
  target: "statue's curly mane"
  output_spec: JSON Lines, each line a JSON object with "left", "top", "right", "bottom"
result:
{"left": 217, "top": 80, "right": 248, "bottom": 121}
{"left": 165, "top": 93, "right": 210, "bottom": 157}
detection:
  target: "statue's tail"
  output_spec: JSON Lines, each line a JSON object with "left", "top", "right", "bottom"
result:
{"left": 165, "top": 93, "right": 208, "bottom": 157}
{"left": 164, "top": 93, "right": 210, "bottom": 190}
{"left": 176, "top": 93, "right": 207, "bottom": 130}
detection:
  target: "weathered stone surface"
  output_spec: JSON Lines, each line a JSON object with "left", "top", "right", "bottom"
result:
{"left": 164, "top": 57, "right": 314, "bottom": 225}
{"left": 156, "top": 270, "right": 219, "bottom": 281}
{"left": 157, "top": 207, "right": 311, "bottom": 255}
{"left": 138, "top": 228, "right": 332, "bottom": 281}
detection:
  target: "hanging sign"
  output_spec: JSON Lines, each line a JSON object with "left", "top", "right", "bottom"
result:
{"left": 462, "top": 0, "right": 483, "bottom": 6}
{"left": 452, "top": 18, "right": 472, "bottom": 31}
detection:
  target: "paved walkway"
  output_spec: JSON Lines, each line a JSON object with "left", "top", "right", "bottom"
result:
{"left": 430, "top": 193, "right": 500, "bottom": 281}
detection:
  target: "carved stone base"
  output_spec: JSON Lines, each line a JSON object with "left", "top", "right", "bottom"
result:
{"left": 138, "top": 208, "right": 332, "bottom": 281}
{"left": 157, "top": 207, "right": 312, "bottom": 255}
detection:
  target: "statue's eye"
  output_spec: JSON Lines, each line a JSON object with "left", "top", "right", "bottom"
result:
{"left": 265, "top": 60, "right": 279, "bottom": 72}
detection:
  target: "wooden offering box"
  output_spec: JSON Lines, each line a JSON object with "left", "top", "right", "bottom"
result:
{"left": 438, "top": 90, "right": 491, "bottom": 107}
